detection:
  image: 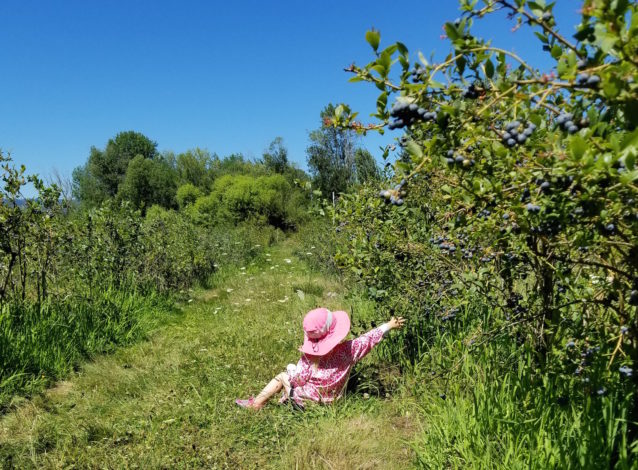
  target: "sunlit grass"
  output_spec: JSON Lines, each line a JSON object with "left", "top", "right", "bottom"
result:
{"left": 0, "top": 240, "right": 418, "bottom": 469}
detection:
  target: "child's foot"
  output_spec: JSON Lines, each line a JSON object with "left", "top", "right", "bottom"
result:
{"left": 235, "top": 397, "right": 262, "bottom": 409}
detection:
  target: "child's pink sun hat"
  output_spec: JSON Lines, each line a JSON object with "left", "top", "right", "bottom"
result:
{"left": 300, "top": 307, "right": 350, "bottom": 356}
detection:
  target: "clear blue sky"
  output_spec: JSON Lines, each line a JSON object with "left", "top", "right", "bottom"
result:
{"left": 0, "top": 0, "right": 583, "bottom": 195}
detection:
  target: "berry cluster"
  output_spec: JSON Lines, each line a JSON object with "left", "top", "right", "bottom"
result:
{"left": 441, "top": 307, "right": 460, "bottom": 322}
{"left": 445, "top": 149, "right": 474, "bottom": 167}
{"left": 410, "top": 66, "right": 426, "bottom": 83}
{"left": 575, "top": 72, "right": 600, "bottom": 88}
{"left": 462, "top": 83, "right": 479, "bottom": 99}
{"left": 619, "top": 365, "right": 633, "bottom": 377}
{"left": 525, "top": 203, "right": 541, "bottom": 213}
{"left": 378, "top": 179, "right": 406, "bottom": 206}
{"left": 556, "top": 112, "right": 589, "bottom": 134}
{"left": 388, "top": 102, "right": 437, "bottom": 130}
{"left": 500, "top": 120, "right": 536, "bottom": 147}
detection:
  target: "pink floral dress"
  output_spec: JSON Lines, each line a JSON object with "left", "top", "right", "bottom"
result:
{"left": 281, "top": 327, "right": 385, "bottom": 407}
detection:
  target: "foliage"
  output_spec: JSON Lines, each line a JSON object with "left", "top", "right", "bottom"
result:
{"left": 322, "top": 0, "right": 638, "bottom": 465}
{"left": 306, "top": 104, "right": 379, "bottom": 196}
{"left": 262, "top": 137, "right": 290, "bottom": 174}
{"left": 72, "top": 131, "right": 158, "bottom": 206}
{"left": 0, "top": 153, "right": 281, "bottom": 407}
{"left": 173, "top": 148, "right": 215, "bottom": 190}
{"left": 176, "top": 183, "right": 203, "bottom": 209}
{"left": 118, "top": 155, "right": 178, "bottom": 212}
{"left": 189, "top": 173, "right": 308, "bottom": 229}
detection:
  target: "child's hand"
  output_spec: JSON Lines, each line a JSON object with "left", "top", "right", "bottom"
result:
{"left": 388, "top": 316, "right": 406, "bottom": 330}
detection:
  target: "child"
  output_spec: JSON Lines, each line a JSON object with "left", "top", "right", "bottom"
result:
{"left": 236, "top": 307, "right": 405, "bottom": 409}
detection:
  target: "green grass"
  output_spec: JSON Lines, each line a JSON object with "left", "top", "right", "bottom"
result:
{"left": 0, "top": 239, "right": 419, "bottom": 469}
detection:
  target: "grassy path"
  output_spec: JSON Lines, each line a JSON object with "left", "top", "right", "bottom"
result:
{"left": 0, "top": 240, "right": 420, "bottom": 469}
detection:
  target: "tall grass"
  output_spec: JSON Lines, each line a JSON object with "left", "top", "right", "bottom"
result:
{"left": 404, "top": 303, "right": 637, "bottom": 469}
{"left": 0, "top": 289, "right": 173, "bottom": 410}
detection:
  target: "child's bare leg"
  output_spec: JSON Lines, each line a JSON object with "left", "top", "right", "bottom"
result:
{"left": 252, "top": 372, "right": 288, "bottom": 408}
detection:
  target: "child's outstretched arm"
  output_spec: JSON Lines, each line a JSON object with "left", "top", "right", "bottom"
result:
{"left": 350, "top": 316, "right": 405, "bottom": 362}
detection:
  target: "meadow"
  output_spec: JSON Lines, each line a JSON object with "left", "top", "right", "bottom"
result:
{"left": 1, "top": 0, "right": 638, "bottom": 468}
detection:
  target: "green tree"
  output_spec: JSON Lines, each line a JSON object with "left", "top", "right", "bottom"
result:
{"left": 353, "top": 148, "right": 379, "bottom": 184}
{"left": 176, "top": 183, "right": 203, "bottom": 209}
{"left": 175, "top": 148, "right": 214, "bottom": 190}
{"left": 306, "top": 104, "right": 358, "bottom": 196}
{"left": 118, "top": 155, "right": 177, "bottom": 212}
{"left": 72, "top": 131, "right": 158, "bottom": 205}
{"left": 262, "top": 137, "right": 289, "bottom": 174}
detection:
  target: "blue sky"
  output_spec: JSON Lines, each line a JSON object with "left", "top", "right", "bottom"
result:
{"left": 0, "top": 1, "right": 584, "bottom": 195}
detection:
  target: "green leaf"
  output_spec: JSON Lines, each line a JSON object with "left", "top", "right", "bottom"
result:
{"left": 621, "top": 127, "right": 638, "bottom": 151}
{"left": 365, "top": 30, "right": 380, "bottom": 52}
{"left": 534, "top": 31, "right": 549, "bottom": 43}
{"left": 602, "top": 75, "right": 622, "bottom": 99}
{"left": 570, "top": 135, "right": 587, "bottom": 160}
{"left": 444, "top": 23, "right": 461, "bottom": 42}
{"left": 550, "top": 44, "right": 562, "bottom": 59}
{"left": 485, "top": 59, "right": 494, "bottom": 78}
{"left": 376, "top": 92, "right": 388, "bottom": 111}
{"left": 624, "top": 152, "right": 636, "bottom": 171}
{"left": 619, "top": 169, "right": 638, "bottom": 184}
{"left": 405, "top": 141, "right": 423, "bottom": 160}
{"left": 418, "top": 51, "right": 429, "bottom": 67}
{"left": 456, "top": 56, "right": 467, "bottom": 75}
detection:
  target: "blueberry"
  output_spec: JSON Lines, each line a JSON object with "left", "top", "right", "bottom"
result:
{"left": 621, "top": 326, "right": 629, "bottom": 334}
{"left": 564, "top": 120, "right": 575, "bottom": 129}
{"left": 526, "top": 203, "right": 541, "bottom": 213}
{"left": 455, "top": 155, "right": 465, "bottom": 164}
{"left": 576, "top": 73, "right": 589, "bottom": 84}
{"left": 629, "top": 290, "right": 638, "bottom": 306}
{"left": 507, "top": 138, "right": 517, "bottom": 147}
{"left": 605, "top": 223, "right": 615, "bottom": 233}
{"left": 445, "top": 158, "right": 454, "bottom": 165}
{"left": 540, "top": 181, "right": 551, "bottom": 192}
{"left": 568, "top": 125, "right": 579, "bottom": 134}
{"left": 439, "top": 393, "right": 447, "bottom": 400}
{"left": 523, "top": 127, "right": 534, "bottom": 137}
{"left": 576, "top": 59, "right": 587, "bottom": 69}
{"left": 447, "top": 149, "right": 454, "bottom": 157}
{"left": 395, "top": 198, "right": 404, "bottom": 206}
{"left": 619, "top": 366, "right": 633, "bottom": 377}
{"left": 597, "top": 388, "right": 606, "bottom": 396}
{"left": 502, "top": 132, "right": 512, "bottom": 141}
{"left": 517, "top": 134, "right": 527, "bottom": 143}
{"left": 566, "top": 341, "right": 575, "bottom": 348}
{"left": 556, "top": 114, "right": 568, "bottom": 125}
{"left": 502, "top": 213, "right": 510, "bottom": 220}
{"left": 586, "top": 75, "right": 600, "bottom": 86}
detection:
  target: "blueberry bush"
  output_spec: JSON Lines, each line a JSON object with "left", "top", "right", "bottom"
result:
{"left": 321, "top": 0, "right": 638, "bottom": 465}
